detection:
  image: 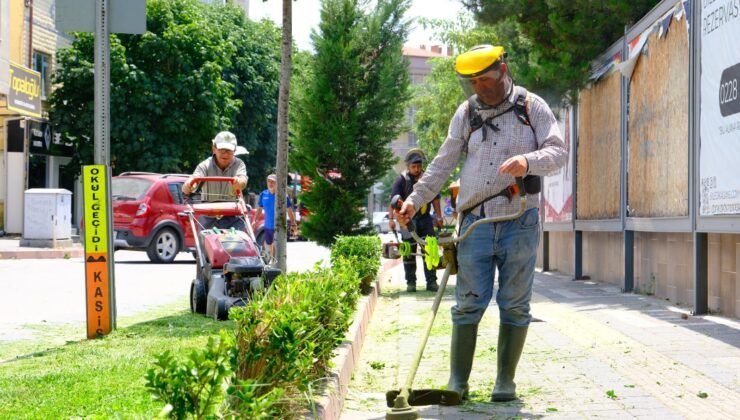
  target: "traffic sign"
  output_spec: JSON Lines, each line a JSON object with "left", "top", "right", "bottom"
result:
{"left": 56, "top": 0, "right": 146, "bottom": 34}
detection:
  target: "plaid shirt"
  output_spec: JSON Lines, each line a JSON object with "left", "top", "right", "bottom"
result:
{"left": 406, "top": 85, "right": 567, "bottom": 217}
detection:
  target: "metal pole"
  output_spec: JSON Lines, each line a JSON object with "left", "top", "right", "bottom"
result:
{"left": 623, "top": 230, "right": 634, "bottom": 292}
{"left": 621, "top": 25, "right": 633, "bottom": 294}
{"left": 542, "top": 231, "right": 550, "bottom": 272}
{"left": 620, "top": 24, "right": 628, "bottom": 230}
{"left": 95, "top": 0, "right": 115, "bottom": 328}
{"left": 574, "top": 230, "right": 583, "bottom": 280}
{"left": 94, "top": 0, "right": 110, "bottom": 166}
{"left": 689, "top": 0, "right": 707, "bottom": 316}
{"left": 571, "top": 98, "right": 580, "bottom": 281}
{"left": 106, "top": 166, "right": 116, "bottom": 327}
{"left": 693, "top": 232, "right": 708, "bottom": 315}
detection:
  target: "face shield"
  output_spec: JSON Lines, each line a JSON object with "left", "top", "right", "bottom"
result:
{"left": 457, "top": 66, "right": 505, "bottom": 105}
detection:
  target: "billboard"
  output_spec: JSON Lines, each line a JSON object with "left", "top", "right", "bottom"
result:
{"left": 544, "top": 108, "right": 573, "bottom": 223}
{"left": 699, "top": 2, "right": 740, "bottom": 215}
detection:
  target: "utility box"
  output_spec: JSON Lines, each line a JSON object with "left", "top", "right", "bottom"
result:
{"left": 23, "top": 189, "right": 73, "bottom": 241}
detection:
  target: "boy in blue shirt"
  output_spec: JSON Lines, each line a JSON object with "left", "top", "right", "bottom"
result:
{"left": 253, "top": 174, "right": 297, "bottom": 257}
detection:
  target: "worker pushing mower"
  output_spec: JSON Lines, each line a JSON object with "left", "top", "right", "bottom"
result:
{"left": 386, "top": 44, "right": 567, "bottom": 418}
{"left": 182, "top": 132, "right": 281, "bottom": 320}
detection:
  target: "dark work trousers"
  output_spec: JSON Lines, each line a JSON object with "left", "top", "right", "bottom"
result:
{"left": 403, "top": 216, "right": 437, "bottom": 286}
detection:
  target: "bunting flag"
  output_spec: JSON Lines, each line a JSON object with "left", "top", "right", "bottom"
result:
{"left": 617, "top": 1, "right": 688, "bottom": 81}
{"left": 590, "top": 51, "right": 622, "bottom": 81}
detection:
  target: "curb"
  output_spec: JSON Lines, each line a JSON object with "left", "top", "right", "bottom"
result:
{"left": 313, "top": 257, "right": 401, "bottom": 420}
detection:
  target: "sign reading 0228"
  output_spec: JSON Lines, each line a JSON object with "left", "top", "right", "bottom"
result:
{"left": 720, "top": 62, "right": 740, "bottom": 117}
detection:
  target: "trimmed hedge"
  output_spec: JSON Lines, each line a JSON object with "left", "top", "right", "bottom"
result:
{"left": 145, "top": 236, "right": 380, "bottom": 418}
{"left": 330, "top": 235, "right": 381, "bottom": 294}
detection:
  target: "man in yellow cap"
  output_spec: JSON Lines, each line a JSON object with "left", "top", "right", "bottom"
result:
{"left": 396, "top": 45, "right": 567, "bottom": 403}
{"left": 388, "top": 148, "right": 443, "bottom": 292}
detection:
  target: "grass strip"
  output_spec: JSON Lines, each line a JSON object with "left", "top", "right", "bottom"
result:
{"left": 0, "top": 299, "right": 227, "bottom": 418}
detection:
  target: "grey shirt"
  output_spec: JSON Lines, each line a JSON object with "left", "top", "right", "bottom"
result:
{"left": 192, "top": 156, "right": 247, "bottom": 201}
{"left": 406, "top": 85, "right": 567, "bottom": 218}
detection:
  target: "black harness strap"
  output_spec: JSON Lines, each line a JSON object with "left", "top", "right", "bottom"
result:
{"left": 462, "top": 89, "right": 541, "bottom": 219}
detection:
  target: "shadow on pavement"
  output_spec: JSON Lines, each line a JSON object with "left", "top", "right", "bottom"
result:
{"left": 535, "top": 272, "right": 740, "bottom": 350}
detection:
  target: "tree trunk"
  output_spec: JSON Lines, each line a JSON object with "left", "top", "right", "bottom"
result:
{"left": 275, "top": 0, "right": 292, "bottom": 273}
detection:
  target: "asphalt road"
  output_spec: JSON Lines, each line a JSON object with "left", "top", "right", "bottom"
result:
{"left": 0, "top": 241, "right": 331, "bottom": 341}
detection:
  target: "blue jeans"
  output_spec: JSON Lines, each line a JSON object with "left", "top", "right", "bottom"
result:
{"left": 452, "top": 208, "right": 540, "bottom": 327}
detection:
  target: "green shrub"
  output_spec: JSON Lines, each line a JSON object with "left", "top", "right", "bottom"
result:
{"left": 227, "top": 380, "right": 284, "bottom": 419}
{"left": 331, "top": 235, "right": 381, "bottom": 294}
{"left": 146, "top": 258, "right": 363, "bottom": 418}
{"left": 229, "top": 262, "right": 361, "bottom": 415}
{"left": 145, "top": 331, "right": 233, "bottom": 420}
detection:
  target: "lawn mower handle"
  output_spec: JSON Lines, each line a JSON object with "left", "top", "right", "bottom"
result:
{"left": 393, "top": 176, "right": 526, "bottom": 247}
{"left": 187, "top": 176, "right": 243, "bottom": 198}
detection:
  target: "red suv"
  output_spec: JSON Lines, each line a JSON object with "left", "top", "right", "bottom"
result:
{"left": 109, "top": 172, "right": 264, "bottom": 263}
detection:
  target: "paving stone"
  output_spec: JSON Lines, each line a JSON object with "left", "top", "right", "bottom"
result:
{"left": 340, "top": 267, "right": 740, "bottom": 419}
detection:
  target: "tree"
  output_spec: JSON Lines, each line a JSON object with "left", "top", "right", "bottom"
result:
{"left": 290, "top": 0, "right": 412, "bottom": 246}
{"left": 222, "top": 17, "right": 282, "bottom": 187}
{"left": 50, "top": 0, "right": 281, "bottom": 185}
{"left": 274, "top": 0, "right": 293, "bottom": 273}
{"left": 462, "top": 0, "right": 661, "bottom": 104}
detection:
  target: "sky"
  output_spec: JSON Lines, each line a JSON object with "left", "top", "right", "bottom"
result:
{"left": 248, "top": 0, "right": 466, "bottom": 52}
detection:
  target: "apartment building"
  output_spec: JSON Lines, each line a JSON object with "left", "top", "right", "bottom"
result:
{"left": 390, "top": 44, "right": 448, "bottom": 174}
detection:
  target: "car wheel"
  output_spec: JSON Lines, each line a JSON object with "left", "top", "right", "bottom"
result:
{"left": 190, "top": 279, "right": 207, "bottom": 314}
{"left": 147, "top": 228, "right": 180, "bottom": 263}
{"left": 374, "top": 224, "right": 381, "bottom": 233}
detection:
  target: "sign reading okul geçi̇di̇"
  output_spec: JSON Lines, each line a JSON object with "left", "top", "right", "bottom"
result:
{"left": 8, "top": 62, "right": 42, "bottom": 118}
{"left": 700, "top": 1, "right": 740, "bottom": 215}
{"left": 83, "top": 165, "right": 114, "bottom": 338}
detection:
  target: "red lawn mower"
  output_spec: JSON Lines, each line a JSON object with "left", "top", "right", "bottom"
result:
{"left": 185, "top": 177, "right": 281, "bottom": 320}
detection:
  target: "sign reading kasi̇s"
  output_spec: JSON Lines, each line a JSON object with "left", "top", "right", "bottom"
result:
{"left": 83, "top": 165, "right": 113, "bottom": 338}
{"left": 8, "top": 62, "right": 42, "bottom": 118}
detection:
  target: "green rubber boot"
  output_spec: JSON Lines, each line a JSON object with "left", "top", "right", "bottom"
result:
{"left": 444, "top": 323, "right": 478, "bottom": 404}
{"left": 491, "top": 324, "right": 528, "bottom": 402}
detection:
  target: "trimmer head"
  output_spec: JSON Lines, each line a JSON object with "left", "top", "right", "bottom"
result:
{"left": 385, "top": 391, "right": 420, "bottom": 420}
{"left": 385, "top": 388, "right": 462, "bottom": 408}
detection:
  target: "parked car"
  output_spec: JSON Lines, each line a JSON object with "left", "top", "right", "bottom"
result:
{"left": 372, "top": 211, "right": 390, "bottom": 233}
{"left": 86, "top": 172, "right": 264, "bottom": 263}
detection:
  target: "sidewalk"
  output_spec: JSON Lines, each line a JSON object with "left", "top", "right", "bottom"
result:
{"left": 0, "top": 236, "right": 83, "bottom": 259}
{"left": 341, "top": 264, "right": 740, "bottom": 419}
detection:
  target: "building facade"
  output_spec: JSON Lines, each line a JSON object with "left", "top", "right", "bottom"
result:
{"left": 389, "top": 44, "right": 448, "bottom": 174}
{"left": 1, "top": 0, "right": 73, "bottom": 233}
{"left": 368, "top": 44, "right": 449, "bottom": 213}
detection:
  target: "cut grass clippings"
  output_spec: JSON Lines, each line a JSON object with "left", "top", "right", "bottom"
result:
{"left": 0, "top": 299, "right": 227, "bottom": 418}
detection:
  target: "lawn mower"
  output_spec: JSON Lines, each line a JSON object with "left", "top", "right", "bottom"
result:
{"left": 383, "top": 176, "right": 527, "bottom": 419}
{"left": 185, "top": 177, "right": 281, "bottom": 320}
